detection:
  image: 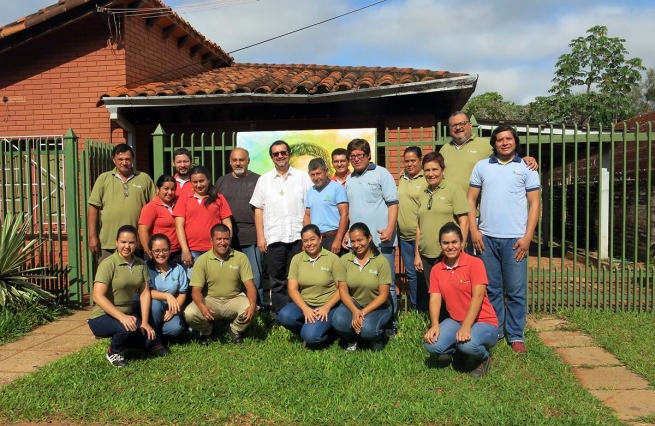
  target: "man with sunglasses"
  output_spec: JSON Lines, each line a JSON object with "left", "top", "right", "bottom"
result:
{"left": 250, "top": 140, "right": 312, "bottom": 318}
{"left": 88, "top": 143, "right": 156, "bottom": 261}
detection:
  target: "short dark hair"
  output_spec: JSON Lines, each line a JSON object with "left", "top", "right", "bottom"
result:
{"left": 490, "top": 125, "right": 520, "bottom": 156}
{"left": 155, "top": 174, "right": 176, "bottom": 188}
{"left": 439, "top": 222, "right": 463, "bottom": 242}
{"left": 348, "top": 222, "right": 379, "bottom": 256}
{"left": 404, "top": 146, "right": 422, "bottom": 159}
{"left": 269, "top": 140, "right": 291, "bottom": 157}
{"left": 347, "top": 138, "right": 371, "bottom": 156}
{"left": 332, "top": 148, "right": 349, "bottom": 160}
{"left": 422, "top": 151, "right": 446, "bottom": 169}
{"left": 148, "top": 233, "right": 171, "bottom": 250}
{"left": 116, "top": 224, "right": 137, "bottom": 239}
{"left": 210, "top": 223, "right": 231, "bottom": 238}
{"left": 308, "top": 158, "right": 328, "bottom": 172}
{"left": 112, "top": 143, "right": 133, "bottom": 157}
{"left": 173, "top": 148, "right": 192, "bottom": 162}
{"left": 448, "top": 111, "right": 470, "bottom": 121}
{"left": 301, "top": 224, "right": 321, "bottom": 239}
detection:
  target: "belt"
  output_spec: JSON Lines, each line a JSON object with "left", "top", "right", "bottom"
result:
{"left": 321, "top": 230, "right": 338, "bottom": 238}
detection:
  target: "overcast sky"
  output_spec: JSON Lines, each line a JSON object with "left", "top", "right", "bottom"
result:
{"left": 3, "top": 0, "right": 654, "bottom": 104}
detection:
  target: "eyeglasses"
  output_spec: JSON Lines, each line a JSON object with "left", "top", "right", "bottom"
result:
{"left": 272, "top": 150, "right": 288, "bottom": 157}
{"left": 449, "top": 121, "right": 470, "bottom": 129}
{"left": 122, "top": 182, "right": 129, "bottom": 197}
{"left": 151, "top": 249, "right": 170, "bottom": 255}
{"left": 350, "top": 153, "right": 366, "bottom": 161}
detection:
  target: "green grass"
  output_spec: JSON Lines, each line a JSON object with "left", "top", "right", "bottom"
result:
{"left": 0, "top": 312, "right": 622, "bottom": 425}
{"left": 0, "top": 301, "right": 70, "bottom": 345}
{"left": 561, "top": 310, "right": 655, "bottom": 386}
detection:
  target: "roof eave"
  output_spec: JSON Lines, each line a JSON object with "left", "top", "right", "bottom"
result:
{"left": 102, "top": 75, "right": 478, "bottom": 115}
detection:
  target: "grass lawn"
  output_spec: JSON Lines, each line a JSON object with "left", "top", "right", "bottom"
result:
{"left": 0, "top": 301, "right": 70, "bottom": 346}
{"left": 561, "top": 310, "right": 655, "bottom": 386}
{"left": 0, "top": 312, "right": 621, "bottom": 425}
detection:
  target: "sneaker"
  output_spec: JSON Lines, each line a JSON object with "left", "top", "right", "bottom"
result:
{"left": 345, "top": 342, "right": 358, "bottom": 352}
{"left": 106, "top": 350, "right": 127, "bottom": 367}
{"left": 471, "top": 356, "right": 492, "bottom": 378}
{"left": 371, "top": 340, "right": 385, "bottom": 352}
{"left": 198, "top": 334, "right": 213, "bottom": 346}
{"left": 511, "top": 342, "right": 527, "bottom": 353}
{"left": 436, "top": 354, "right": 453, "bottom": 363}
{"left": 384, "top": 328, "right": 397, "bottom": 340}
{"left": 147, "top": 344, "right": 169, "bottom": 357}
{"left": 229, "top": 329, "right": 244, "bottom": 344}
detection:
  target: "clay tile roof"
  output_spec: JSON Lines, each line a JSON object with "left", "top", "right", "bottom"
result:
{"left": 615, "top": 110, "right": 655, "bottom": 132}
{"left": 103, "top": 63, "right": 469, "bottom": 98}
{"left": 0, "top": 0, "right": 232, "bottom": 64}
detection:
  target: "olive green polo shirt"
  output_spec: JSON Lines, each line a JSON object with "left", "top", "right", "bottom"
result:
{"left": 88, "top": 168, "right": 156, "bottom": 249}
{"left": 417, "top": 179, "right": 470, "bottom": 258}
{"left": 439, "top": 135, "right": 493, "bottom": 194}
{"left": 288, "top": 248, "right": 344, "bottom": 306}
{"left": 397, "top": 171, "right": 427, "bottom": 241}
{"left": 190, "top": 249, "right": 254, "bottom": 298}
{"left": 335, "top": 252, "right": 391, "bottom": 307}
{"left": 89, "top": 253, "right": 149, "bottom": 320}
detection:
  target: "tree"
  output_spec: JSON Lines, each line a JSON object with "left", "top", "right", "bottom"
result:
{"left": 545, "top": 25, "right": 645, "bottom": 126}
{"left": 629, "top": 68, "right": 655, "bottom": 115}
{"left": 463, "top": 92, "right": 526, "bottom": 121}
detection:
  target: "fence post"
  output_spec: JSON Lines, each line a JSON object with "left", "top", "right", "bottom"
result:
{"left": 152, "top": 124, "right": 167, "bottom": 179}
{"left": 63, "top": 129, "right": 83, "bottom": 306}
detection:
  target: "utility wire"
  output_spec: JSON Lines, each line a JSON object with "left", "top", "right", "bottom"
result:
{"left": 103, "top": 0, "right": 259, "bottom": 17}
{"left": 119, "top": 0, "right": 388, "bottom": 88}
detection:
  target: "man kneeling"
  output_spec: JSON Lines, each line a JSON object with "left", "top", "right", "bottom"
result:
{"left": 185, "top": 224, "right": 258, "bottom": 345}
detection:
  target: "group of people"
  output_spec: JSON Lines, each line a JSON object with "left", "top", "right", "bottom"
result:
{"left": 86, "top": 111, "right": 541, "bottom": 378}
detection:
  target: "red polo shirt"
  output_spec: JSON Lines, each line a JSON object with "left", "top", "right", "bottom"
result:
{"left": 429, "top": 252, "right": 498, "bottom": 326}
{"left": 330, "top": 171, "right": 350, "bottom": 187}
{"left": 138, "top": 198, "right": 180, "bottom": 252}
{"left": 175, "top": 174, "right": 194, "bottom": 197}
{"left": 172, "top": 193, "right": 233, "bottom": 252}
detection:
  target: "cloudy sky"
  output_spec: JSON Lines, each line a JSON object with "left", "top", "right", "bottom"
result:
{"left": 3, "top": 0, "right": 654, "bottom": 104}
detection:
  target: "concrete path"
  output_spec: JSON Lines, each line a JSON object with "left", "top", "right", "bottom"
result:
{"left": 529, "top": 316, "right": 655, "bottom": 425}
{"left": 0, "top": 308, "right": 95, "bottom": 386}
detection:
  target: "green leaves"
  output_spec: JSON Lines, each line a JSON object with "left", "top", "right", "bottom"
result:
{"left": 0, "top": 213, "right": 54, "bottom": 309}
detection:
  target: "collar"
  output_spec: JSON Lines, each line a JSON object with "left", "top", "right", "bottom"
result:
{"left": 112, "top": 168, "right": 137, "bottom": 181}
{"left": 301, "top": 247, "right": 330, "bottom": 261}
{"left": 425, "top": 179, "right": 447, "bottom": 193}
{"left": 154, "top": 196, "right": 176, "bottom": 208}
{"left": 436, "top": 251, "right": 470, "bottom": 270}
{"left": 450, "top": 133, "right": 476, "bottom": 149}
{"left": 174, "top": 173, "right": 190, "bottom": 183}
{"left": 331, "top": 171, "right": 351, "bottom": 182}
{"left": 401, "top": 171, "right": 424, "bottom": 181}
{"left": 112, "top": 251, "right": 136, "bottom": 266}
{"left": 351, "top": 162, "right": 376, "bottom": 177}
{"left": 489, "top": 154, "right": 522, "bottom": 164}
{"left": 146, "top": 259, "right": 172, "bottom": 276}
{"left": 209, "top": 248, "right": 235, "bottom": 262}
{"left": 274, "top": 166, "right": 298, "bottom": 179}
{"left": 344, "top": 251, "right": 379, "bottom": 263}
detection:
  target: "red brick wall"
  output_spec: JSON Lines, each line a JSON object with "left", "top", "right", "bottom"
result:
{"left": 123, "top": 16, "right": 213, "bottom": 88}
{"left": 0, "top": 14, "right": 127, "bottom": 146}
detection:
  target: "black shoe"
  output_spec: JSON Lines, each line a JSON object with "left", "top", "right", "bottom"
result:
{"left": 106, "top": 350, "right": 128, "bottom": 367}
{"left": 452, "top": 351, "right": 468, "bottom": 372}
{"left": 229, "top": 329, "right": 244, "bottom": 344}
{"left": 147, "top": 344, "right": 169, "bottom": 357}
{"left": 198, "top": 334, "right": 214, "bottom": 346}
{"left": 471, "top": 356, "right": 492, "bottom": 378}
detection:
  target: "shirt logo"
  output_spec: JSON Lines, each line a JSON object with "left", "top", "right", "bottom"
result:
{"left": 320, "top": 266, "right": 330, "bottom": 272}
{"left": 467, "top": 149, "right": 478, "bottom": 154}
{"left": 459, "top": 279, "right": 471, "bottom": 284}
{"left": 132, "top": 183, "right": 142, "bottom": 188}
{"left": 229, "top": 265, "right": 239, "bottom": 270}
{"left": 368, "top": 269, "right": 378, "bottom": 275}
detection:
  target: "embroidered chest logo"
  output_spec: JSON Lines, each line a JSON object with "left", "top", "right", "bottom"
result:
{"left": 467, "top": 149, "right": 478, "bottom": 154}
{"left": 438, "top": 196, "right": 447, "bottom": 200}
{"left": 368, "top": 269, "right": 379, "bottom": 275}
{"left": 320, "top": 266, "right": 331, "bottom": 272}
{"left": 132, "top": 183, "right": 143, "bottom": 188}
{"left": 459, "top": 279, "right": 471, "bottom": 284}
{"left": 229, "top": 265, "right": 239, "bottom": 270}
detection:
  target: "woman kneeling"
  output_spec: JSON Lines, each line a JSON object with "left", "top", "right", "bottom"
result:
{"left": 277, "top": 224, "right": 343, "bottom": 348}
{"left": 333, "top": 222, "right": 392, "bottom": 351}
{"left": 423, "top": 222, "right": 498, "bottom": 378}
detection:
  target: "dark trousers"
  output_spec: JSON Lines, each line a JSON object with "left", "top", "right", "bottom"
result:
{"left": 321, "top": 233, "right": 346, "bottom": 256}
{"left": 421, "top": 254, "right": 449, "bottom": 322}
{"left": 88, "top": 314, "right": 160, "bottom": 353}
{"left": 267, "top": 240, "right": 302, "bottom": 313}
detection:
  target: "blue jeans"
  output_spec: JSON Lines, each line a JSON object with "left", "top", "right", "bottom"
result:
{"left": 240, "top": 244, "right": 264, "bottom": 306}
{"left": 424, "top": 318, "right": 498, "bottom": 361}
{"left": 151, "top": 298, "right": 187, "bottom": 337}
{"left": 332, "top": 300, "right": 393, "bottom": 343}
{"left": 399, "top": 239, "right": 428, "bottom": 311}
{"left": 479, "top": 235, "right": 527, "bottom": 343}
{"left": 380, "top": 246, "right": 398, "bottom": 328}
{"left": 88, "top": 314, "right": 160, "bottom": 353}
{"left": 277, "top": 301, "right": 337, "bottom": 346}
{"left": 186, "top": 250, "right": 205, "bottom": 281}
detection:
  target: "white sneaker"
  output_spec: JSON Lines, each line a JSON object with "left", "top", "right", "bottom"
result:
{"left": 106, "top": 351, "right": 127, "bottom": 367}
{"left": 345, "top": 342, "right": 358, "bottom": 352}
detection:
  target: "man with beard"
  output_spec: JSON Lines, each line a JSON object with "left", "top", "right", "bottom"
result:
{"left": 250, "top": 141, "right": 312, "bottom": 318}
{"left": 173, "top": 148, "right": 193, "bottom": 196}
{"left": 215, "top": 148, "right": 263, "bottom": 306}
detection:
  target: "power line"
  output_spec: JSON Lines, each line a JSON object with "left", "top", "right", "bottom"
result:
{"left": 119, "top": 0, "right": 388, "bottom": 88}
{"left": 102, "top": 0, "right": 260, "bottom": 18}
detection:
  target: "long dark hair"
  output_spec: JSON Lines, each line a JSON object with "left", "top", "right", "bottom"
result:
{"left": 155, "top": 174, "right": 176, "bottom": 188}
{"left": 348, "top": 222, "right": 380, "bottom": 256}
{"left": 189, "top": 166, "right": 218, "bottom": 207}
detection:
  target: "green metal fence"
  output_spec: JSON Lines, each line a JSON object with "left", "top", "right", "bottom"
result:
{"left": 141, "top": 122, "right": 655, "bottom": 313}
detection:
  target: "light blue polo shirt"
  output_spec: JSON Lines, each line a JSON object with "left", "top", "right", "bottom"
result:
{"left": 305, "top": 180, "right": 349, "bottom": 234}
{"left": 146, "top": 260, "right": 189, "bottom": 295}
{"left": 470, "top": 154, "right": 540, "bottom": 238}
{"left": 346, "top": 163, "right": 399, "bottom": 248}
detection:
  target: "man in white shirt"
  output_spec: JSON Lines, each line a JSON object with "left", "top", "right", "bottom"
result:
{"left": 250, "top": 141, "right": 313, "bottom": 316}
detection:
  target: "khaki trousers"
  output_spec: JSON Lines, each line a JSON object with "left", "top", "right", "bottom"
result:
{"left": 185, "top": 293, "right": 254, "bottom": 335}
